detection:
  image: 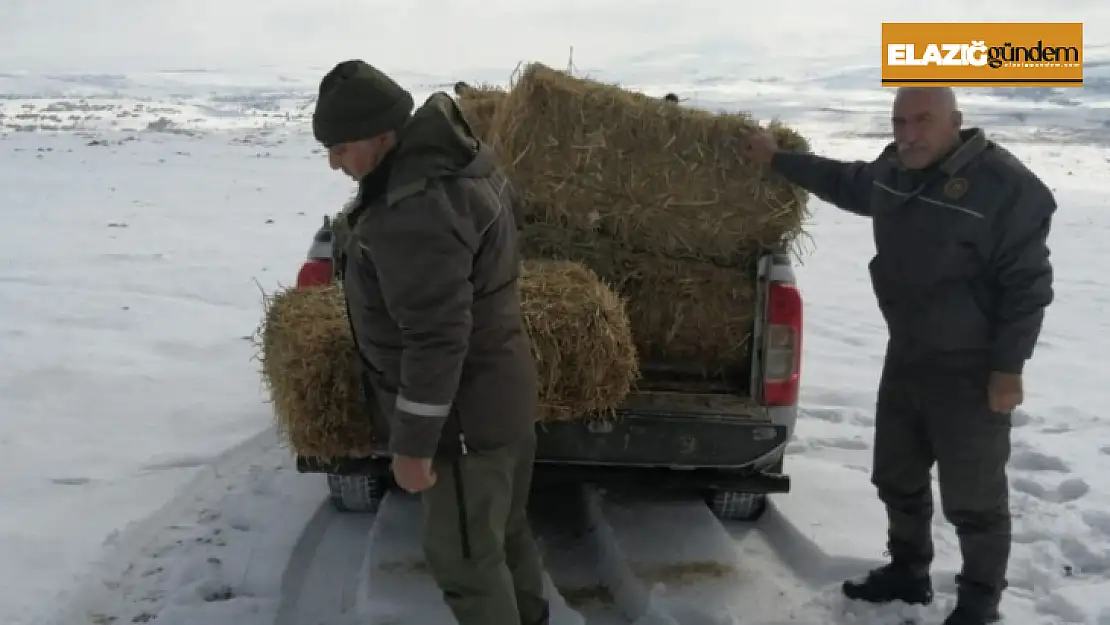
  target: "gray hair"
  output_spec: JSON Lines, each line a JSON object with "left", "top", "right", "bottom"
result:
{"left": 894, "top": 86, "right": 958, "bottom": 114}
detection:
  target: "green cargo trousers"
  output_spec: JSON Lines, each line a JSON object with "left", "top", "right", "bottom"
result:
{"left": 422, "top": 430, "right": 549, "bottom": 625}
{"left": 872, "top": 356, "right": 1012, "bottom": 607}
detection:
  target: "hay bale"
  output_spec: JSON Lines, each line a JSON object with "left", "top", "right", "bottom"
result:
{"left": 257, "top": 260, "right": 639, "bottom": 456}
{"left": 257, "top": 285, "right": 375, "bottom": 460}
{"left": 490, "top": 63, "right": 810, "bottom": 264}
{"left": 520, "top": 223, "right": 755, "bottom": 372}
{"left": 519, "top": 259, "right": 640, "bottom": 420}
{"left": 454, "top": 83, "right": 507, "bottom": 144}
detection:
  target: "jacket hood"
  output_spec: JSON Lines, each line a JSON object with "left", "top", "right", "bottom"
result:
{"left": 386, "top": 92, "right": 497, "bottom": 198}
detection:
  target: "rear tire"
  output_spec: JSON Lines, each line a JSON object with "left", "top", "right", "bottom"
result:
{"left": 707, "top": 491, "right": 768, "bottom": 522}
{"left": 326, "top": 474, "right": 390, "bottom": 513}
{"left": 707, "top": 453, "right": 783, "bottom": 522}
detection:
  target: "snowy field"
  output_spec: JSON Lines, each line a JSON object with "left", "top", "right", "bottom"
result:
{"left": 2, "top": 1, "right": 1109, "bottom": 624}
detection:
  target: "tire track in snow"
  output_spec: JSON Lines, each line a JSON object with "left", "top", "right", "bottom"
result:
{"left": 277, "top": 488, "right": 613, "bottom": 625}
{"left": 277, "top": 484, "right": 838, "bottom": 625}
{"left": 49, "top": 435, "right": 837, "bottom": 625}
{"left": 533, "top": 487, "right": 630, "bottom": 625}
{"left": 275, "top": 500, "right": 374, "bottom": 625}
{"left": 585, "top": 487, "right": 831, "bottom": 624}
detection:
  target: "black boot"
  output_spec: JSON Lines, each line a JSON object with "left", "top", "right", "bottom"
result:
{"left": 842, "top": 562, "right": 934, "bottom": 605}
{"left": 943, "top": 576, "right": 1002, "bottom": 624}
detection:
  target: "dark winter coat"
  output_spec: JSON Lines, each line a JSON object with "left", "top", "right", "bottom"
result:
{"left": 771, "top": 128, "right": 1055, "bottom": 373}
{"left": 339, "top": 92, "right": 536, "bottom": 459}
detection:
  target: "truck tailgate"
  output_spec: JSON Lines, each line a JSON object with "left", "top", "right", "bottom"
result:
{"left": 535, "top": 391, "right": 784, "bottom": 469}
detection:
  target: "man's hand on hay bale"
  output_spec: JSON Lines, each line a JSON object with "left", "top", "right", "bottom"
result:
{"left": 742, "top": 127, "right": 779, "bottom": 165}
{"left": 393, "top": 454, "right": 437, "bottom": 493}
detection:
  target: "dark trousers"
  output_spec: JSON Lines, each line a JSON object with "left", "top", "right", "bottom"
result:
{"left": 422, "top": 431, "right": 549, "bottom": 625}
{"left": 872, "top": 356, "right": 1012, "bottom": 605}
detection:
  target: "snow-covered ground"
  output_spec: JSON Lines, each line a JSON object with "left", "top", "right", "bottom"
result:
{"left": 2, "top": 1, "right": 1109, "bottom": 624}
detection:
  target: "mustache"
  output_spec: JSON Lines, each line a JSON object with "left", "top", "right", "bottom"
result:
{"left": 897, "top": 141, "right": 926, "bottom": 152}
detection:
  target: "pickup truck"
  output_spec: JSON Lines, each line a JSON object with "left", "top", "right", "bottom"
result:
{"left": 291, "top": 215, "right": 803, "bottom": 522}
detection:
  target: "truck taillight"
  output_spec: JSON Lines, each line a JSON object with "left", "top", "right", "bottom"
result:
{"left": 296, "top": 258, "right": 334, "bottom": 289}
{"left": 763, "top": 281, "right": 802, "bottom": 407}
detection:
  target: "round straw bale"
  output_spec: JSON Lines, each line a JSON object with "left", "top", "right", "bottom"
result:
{"left": 519, "top": 259, "right": 640, "bottom": 421}
{"left": 257, "top": 285, "right": 375, "bottom": 460}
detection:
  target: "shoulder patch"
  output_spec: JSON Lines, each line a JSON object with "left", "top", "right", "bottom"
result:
{"left": 944, "top": 177, "right": 969, "bottom": 199}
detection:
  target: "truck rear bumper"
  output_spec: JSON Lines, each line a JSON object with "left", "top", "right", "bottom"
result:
{"left": 533, "top": 462, "right": 790, "bottom": 494}
{"left": 295, "top": 455, "right": 790, "bottom": 494}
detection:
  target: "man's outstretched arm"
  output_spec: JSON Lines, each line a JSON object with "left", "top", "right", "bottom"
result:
{"left": 769, "top": 151, "right": 876, "bottom": 217}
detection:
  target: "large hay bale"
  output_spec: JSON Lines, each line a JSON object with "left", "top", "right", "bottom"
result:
{"left": 490, "top": 63, "right": 810, "bottom": 264}
{"left": 519, "top": 259, "right": 640, "bottom": 420}
{"left": 520, "top": 223, "right": 755, "bottom": 372}
{"left": 454, "top": 83, "right": 507, "bottom": 144}
{"left": 258, "top": 285, "right": 374, "bottom": 460}
{"left": 257, "top": 260, "right": 639, "bottom": 457}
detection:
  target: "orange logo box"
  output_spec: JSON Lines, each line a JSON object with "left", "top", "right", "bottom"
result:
{"left": 881, "top": 22, "right": 1084, "bottom": 87}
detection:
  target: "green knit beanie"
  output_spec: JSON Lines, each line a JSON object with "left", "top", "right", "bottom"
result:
{"left": 312, "top": 60, "right": 414, "bottom": 147}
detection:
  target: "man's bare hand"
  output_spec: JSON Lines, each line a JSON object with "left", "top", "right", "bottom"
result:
{"left": 742, "top": 128, "right": 779, "bottom": 165}
{"left": 392, "top": 455, "right": 437, "bottom": 493}
{"left": 988, "top": 371, "right": 1023, "bottom": 413}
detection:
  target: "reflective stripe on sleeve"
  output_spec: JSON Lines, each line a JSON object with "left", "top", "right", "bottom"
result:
{"left": 395, "top": 396, "right": 451, "bottom": 418}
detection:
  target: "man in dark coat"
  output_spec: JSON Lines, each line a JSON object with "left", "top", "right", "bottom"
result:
{"left": 743, "top": 87, "right": 1056, "bottom": 625}
{"left": 312, "top": 59, "right": 548, "bottom": 625}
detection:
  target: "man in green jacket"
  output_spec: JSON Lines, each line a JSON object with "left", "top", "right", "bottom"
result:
{"left": 312, "top": 59, "right": 548, "bottom": 625}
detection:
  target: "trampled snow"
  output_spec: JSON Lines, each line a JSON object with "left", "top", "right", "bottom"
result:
{"left": 2, "top": 1, "right": 1109, "bottom": 624}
